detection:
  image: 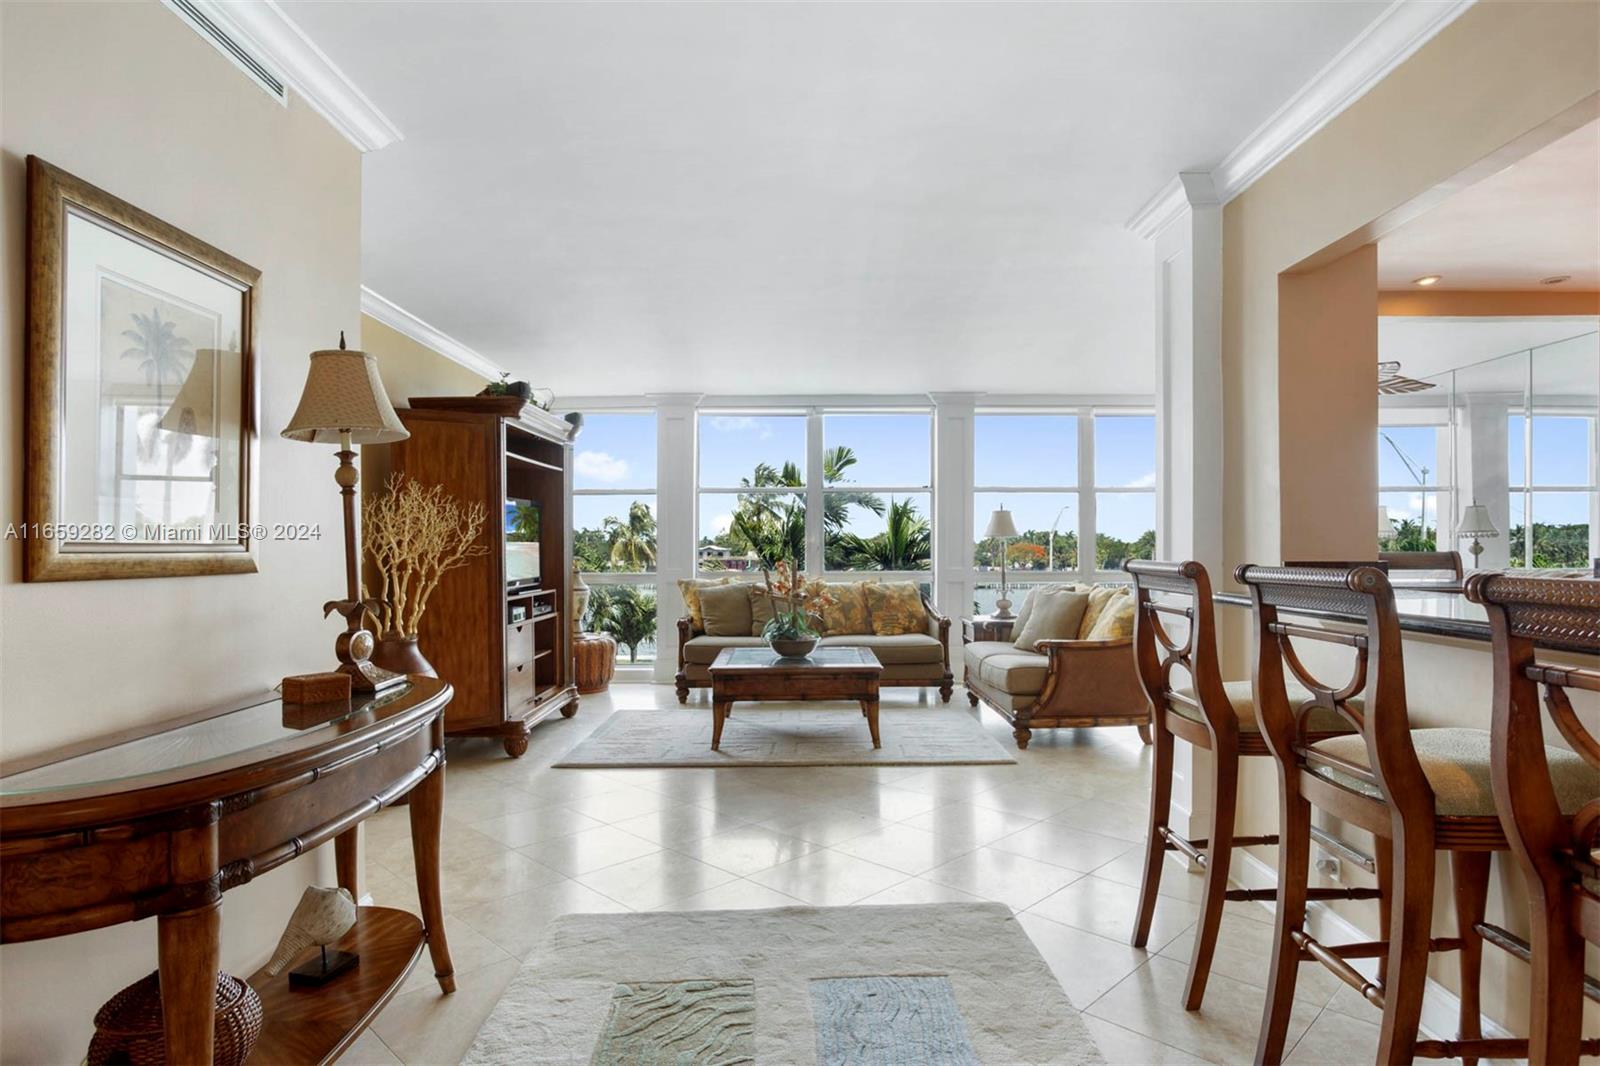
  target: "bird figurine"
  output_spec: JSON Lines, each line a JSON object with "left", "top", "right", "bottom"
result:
{"left": 265, "top": 886, "right": 359, "bottom": 986}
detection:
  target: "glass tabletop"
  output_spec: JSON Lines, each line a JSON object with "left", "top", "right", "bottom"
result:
{"left": 719, "top": 646, "right": 879, "bottom": 668}
{"left": 0, "top": 683, "right": 417, "bottom": 798}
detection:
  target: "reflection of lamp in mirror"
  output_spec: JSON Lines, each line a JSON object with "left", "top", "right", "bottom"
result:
{"left": 282, "top": 334, "right": 411, "bottom": 693}
{"left": 1456, "top": 503, "right": 1499, "bottom": 570}
{"left": 985, "top": 506, "right": 1020, "bottom": 618}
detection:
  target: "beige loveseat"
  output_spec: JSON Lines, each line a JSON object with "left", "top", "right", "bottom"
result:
{"left": 964, "top": 583, "right": 1150, "bottom": 749}
{"left": 675, "top": 579, "right": 953, "bottom": 703}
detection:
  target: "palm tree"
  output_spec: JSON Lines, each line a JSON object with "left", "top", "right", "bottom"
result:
{"left": 586, "top": 584, "right": 658, "bottom": 663}
{"left": 121, "top": 307, "right": 196, "bottom": 522}
{"left": 837, "top": 496, "right": 932, "bottom": 570}
{"left": 604, "top": 501, "right": 657, "bottom": 570}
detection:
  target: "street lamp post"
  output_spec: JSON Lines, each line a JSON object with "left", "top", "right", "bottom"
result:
{"left": 1047, "top": 504, "right": 1072, "bottom": 572}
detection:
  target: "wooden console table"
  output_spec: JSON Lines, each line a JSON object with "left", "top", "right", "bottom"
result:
{"left": 0, "top": 677, "right": 455, "bottom": 1065}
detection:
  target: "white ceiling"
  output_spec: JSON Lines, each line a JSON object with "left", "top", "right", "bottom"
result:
{"left": 1378, "top": 119, "right": 1600, "bottom": 291}
{"left": 286, "top": 0, "right": 1389, "bottom": 396}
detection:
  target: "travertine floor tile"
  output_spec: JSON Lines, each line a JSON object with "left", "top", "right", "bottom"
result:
{"left": 1027, "top": 873, "right": 1198, "bottom": 952}
{"left": 924, "top": 845, "right": 1086, "bottom": 911}
{"left": 371, "top": 957, "right": 521, "bottom": 1065}
{"left": 745, "top": 848, "right": 908, "bottom": 905}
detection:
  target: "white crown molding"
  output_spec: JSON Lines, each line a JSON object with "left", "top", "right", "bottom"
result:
{"left": 360, "top": 287, "right": 504, "bottom": 382}
{"left": 1127, "top": 0, "right": 1476, "bottom": 237}
{"left": 168, "top": 0, "right": 403, "bottom": 152}
{"left": 1127, "top": 172, "right": 1221, "bottom": 240}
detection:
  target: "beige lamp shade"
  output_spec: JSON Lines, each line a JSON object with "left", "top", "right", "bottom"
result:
{"left": 1457, "top": 503, "right": 1499, "bottom": 539}
{"left": 281, "top": 347, "right": 409, "bottom": 445}
{"left": 158, "top": 348, "right": 222, "bottom": 437}
{"left": 984, "top": 508, "right": 1019, "bottom": 540}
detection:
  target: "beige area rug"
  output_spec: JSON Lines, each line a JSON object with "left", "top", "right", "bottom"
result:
{"left": 553, "top": 708, "right": 1015, "bottom": 768}
{"left": 465, "top": 902, "right": 1103, "bottom": 1065}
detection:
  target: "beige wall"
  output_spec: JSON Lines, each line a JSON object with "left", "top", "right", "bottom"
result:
{"left": 1377, "top": 289, "right": 1600, "bottom": 316}
{"left": 0, "top": 5, "right": 463, "bottom": 1060}
{"left": 1221, "top": 1, "right": 1600, "bottom": 585}
{"left": 364, "top": 313, "right": 488, "bottom": 407}
{"left": 1219, "top": 0, "right": 1600, "bottom": 1037}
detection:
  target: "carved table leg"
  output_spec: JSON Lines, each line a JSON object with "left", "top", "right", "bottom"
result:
{"left": 409, "top": 764, "right": 456, "bottom": 993}
{"left": 862, "top": 698, "right": 881, "bottom": 748}
{"left": 335, "top": 825, "right": 361, "bottom": 902}
{"left": 158, "top": 899, "right": 221, "bottom": 1065}
{"left": 711, "top": 700, "right": 731, "bottom": 750}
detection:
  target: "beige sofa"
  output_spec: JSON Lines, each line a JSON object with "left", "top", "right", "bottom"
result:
{"left": 675, "top": 584, "right": 953, "bottom": 703}
{"left": 963, "top": 584, "right": 1150, "bottom": 749}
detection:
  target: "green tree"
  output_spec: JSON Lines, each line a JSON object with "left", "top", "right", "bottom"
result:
{"left": 1508, "top": 523, "right": 1590, "bottom": 568}
{"left": 603, "top": 501, "right": 657, "bottom": 571}
{"left": 1381, "top": 518, "right": 1437, "bottom": 553}
{"left": 586, "top": 584, "right": 658, "bottom": 663}
{"left": 835, "top": 496, "right": 932, "bottom": 570}
{"left": 574, "top": 527, "right": 610, "bottom": 572}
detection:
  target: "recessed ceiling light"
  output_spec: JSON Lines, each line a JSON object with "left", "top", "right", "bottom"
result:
{"left": 1413, "top": 275, "right": 1442, "bottom": 286}
{"left": 1539, "top": 274, "right": 1572, "bottom": 285}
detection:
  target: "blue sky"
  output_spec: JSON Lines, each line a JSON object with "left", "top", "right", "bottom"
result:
{"left": 571, "top": 410, "right": 1158, "bottom": 543}
{"left": 1380, "top": 417, "right": 1592, "bottom": 527}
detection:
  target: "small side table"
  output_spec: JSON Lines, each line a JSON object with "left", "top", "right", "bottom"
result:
{"left": 574, "top": 632, "right": 617, "bottom": 694}
{"left": 962, "top": 614, "right": 1016, "bottom": 644}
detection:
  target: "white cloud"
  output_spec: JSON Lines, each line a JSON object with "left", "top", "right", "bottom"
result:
{"left": 1126, "top": 471, "right": 1157, "bottom": 488}
{"left": 710, "top": 512, "right": 734, "bottom": 535}
{"left": 707, "top": 416, "right": 757, "bottom": 432}
{"left": 575, "top": 450, "right": 630, "bottom": 483}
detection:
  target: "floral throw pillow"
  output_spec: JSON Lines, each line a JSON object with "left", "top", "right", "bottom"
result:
{"left": 865, "top": 581, "right": 926, "bottom": 636}
{"left": 818, "top": 581, "right": 872, "bottom": 636}
{"left": 1084, "top": 588, "right": 1136, "bottom": 641}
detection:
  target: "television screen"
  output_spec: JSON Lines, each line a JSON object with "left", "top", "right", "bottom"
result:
{"left": 506, "top": 498, "right": 540, "bottom": 588}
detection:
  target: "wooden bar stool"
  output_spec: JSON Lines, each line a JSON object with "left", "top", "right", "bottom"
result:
{"left": 1238, "top": 564, "right": 1595, "bottom": 1065}
{"left": 1466, "top": 572, "right": 1600, "bottom": 1063}
{"left": 1125, "top": 560, "right": 1371, "bottom": 1010}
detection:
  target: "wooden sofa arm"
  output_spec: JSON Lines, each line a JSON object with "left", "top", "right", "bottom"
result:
{"left": 921, "top": 595, "right": 952, "bottom": 666}
{"left": 676, "top": 616, "right": 693, "bottom": 670}
{"left": 1032, "top": 637, "right": 1146, "bottom": 717}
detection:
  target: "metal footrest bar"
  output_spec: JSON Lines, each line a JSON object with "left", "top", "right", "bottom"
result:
{"left": 1476, "top": 921, "right": 1600, "bottom": 1002}
{"left": 1308, "top": 825, "right": 1377, "bottom": 874}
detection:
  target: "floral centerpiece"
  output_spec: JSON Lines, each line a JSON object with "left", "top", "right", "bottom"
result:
{"left": 760, "top": 560, "right": 836, "bottom": 658}
{"left": 362, "top": 473, "right": 488, "bottom": 675}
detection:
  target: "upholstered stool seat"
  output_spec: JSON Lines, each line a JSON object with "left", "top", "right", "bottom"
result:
{"left": 1169, "top": 680, "right": 1354, "bottom": 734}
{"left": 1310, "top": 727, "right": 1596, "bottom": 817}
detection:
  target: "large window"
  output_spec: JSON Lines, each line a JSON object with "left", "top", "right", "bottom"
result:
{"left": 1377, "top": 423, "right": 1443, "bottom": 551}
{"left": 696, "top": 410, "right": 934, "bottom": 576}
{"left": 972, "top": 410, "right": 1154, "bottom": 611}
{"left": 1508, "top": 413, "right": 1596, "bottom": 568}
{"left": 572, "top": 412, "right": 658, "bottom": 662}
{"left": 698, "top": 412, "right": 807, "bottom": 571}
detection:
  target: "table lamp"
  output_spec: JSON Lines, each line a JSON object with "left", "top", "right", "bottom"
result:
{"left": 985, "top": 506, "right": 1020, "bottom": 619}
{"left": 283, "top": 333, "right": 411, "bottom": 692}
{"left": 1456, "top": 503, "right": 1499, "bottom": 570}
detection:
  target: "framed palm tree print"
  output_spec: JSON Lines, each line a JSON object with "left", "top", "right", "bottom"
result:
{"left": 24, "top": 156, "right": 259, "bottom": 580}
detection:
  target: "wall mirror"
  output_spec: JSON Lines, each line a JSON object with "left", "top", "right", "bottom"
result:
{"left": 25, "top": 157, "right": 259, "bottom": 581}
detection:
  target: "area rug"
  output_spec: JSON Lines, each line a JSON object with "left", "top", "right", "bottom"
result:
{"left": 464, "top": 902, "right": 1103, "bottom": 1065}
{"left": 553, "top": 708, "right": 1015, "bottom": 768}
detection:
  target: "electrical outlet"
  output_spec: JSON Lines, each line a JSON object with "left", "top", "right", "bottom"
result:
{"left": 1315, "top": 856, "right": 1342, "bottom": 882}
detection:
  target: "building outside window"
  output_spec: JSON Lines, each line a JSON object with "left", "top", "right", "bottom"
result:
{"left": 570, "top": 411, "right": 659, "bottom": 664}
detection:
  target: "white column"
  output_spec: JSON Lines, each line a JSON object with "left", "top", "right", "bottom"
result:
{"left": 1460, "top": 397, "right": 1512, "bottom": 569}
{"left": 651, "top": 393, "right": 701, "bottom": 683}
{"left": 930, "top": 393, "right": 978, "bottom": 676}
{"left": 1146, "top": 173, "right": 1224, "bottom": 843}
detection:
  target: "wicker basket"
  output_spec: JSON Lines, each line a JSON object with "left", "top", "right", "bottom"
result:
{"left": 87, "top": 970, "right": 264, "bottom": 1066}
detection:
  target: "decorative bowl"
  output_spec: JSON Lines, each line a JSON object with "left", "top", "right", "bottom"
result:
{"left": 768, "top": 636, "right": 819, "bottom": 659}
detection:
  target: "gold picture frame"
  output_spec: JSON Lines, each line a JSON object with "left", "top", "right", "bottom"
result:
{"left": 25, "top": 156, "right": 260, "bottom": 581}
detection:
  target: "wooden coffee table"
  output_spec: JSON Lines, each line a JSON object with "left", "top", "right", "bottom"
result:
{"left": 706, "top": 646, "right": 885, "bottom": 750}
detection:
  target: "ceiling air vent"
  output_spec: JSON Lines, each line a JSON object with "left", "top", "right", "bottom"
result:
{"left": 164, "top": 0, "right": 288, "bottom": 104}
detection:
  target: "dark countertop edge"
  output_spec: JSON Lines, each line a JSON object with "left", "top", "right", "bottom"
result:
{"left": 1212, "top": 591, "right": 1493, "bottom": 645}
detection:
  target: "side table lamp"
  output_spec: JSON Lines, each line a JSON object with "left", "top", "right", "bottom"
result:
{"left": 282, "top": 333, "right": 411, "bottom": 693}
{"left": 985, "top": 506, "right": 1020, "bottom": 619}
{"left": 1456, "top": 502, "right": 1499, "bottom": 570}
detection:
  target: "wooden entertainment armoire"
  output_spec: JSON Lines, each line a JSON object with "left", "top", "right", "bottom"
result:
{"left": 390, "top": 397, "right": 579, "bottom": 756}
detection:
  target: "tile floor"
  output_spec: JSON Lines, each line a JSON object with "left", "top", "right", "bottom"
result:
{"left": 347, "top": 685, "right": 1388, "bottom": 1065}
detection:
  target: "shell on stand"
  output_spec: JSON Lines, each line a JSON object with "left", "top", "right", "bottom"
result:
{"left": 264, "top": 886, "right": 357, "bottom": 976}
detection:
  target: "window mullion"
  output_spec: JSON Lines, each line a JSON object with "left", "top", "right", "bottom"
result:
{"left": 1077, "top": 413, "right": 1095, "bottom": 583}
{"left": 805, "top": 409, "right": 824, "bottom": 578}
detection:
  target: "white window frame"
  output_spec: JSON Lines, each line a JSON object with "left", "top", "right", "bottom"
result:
{"left": 972, "top": 406, "right": 1157, "bottom": 592}
{"left": 1376, "top": 418, "right": 1447, "bottom": 547}
{"left": 1508, "top": 407, "right": 1600, "bottom": 568}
